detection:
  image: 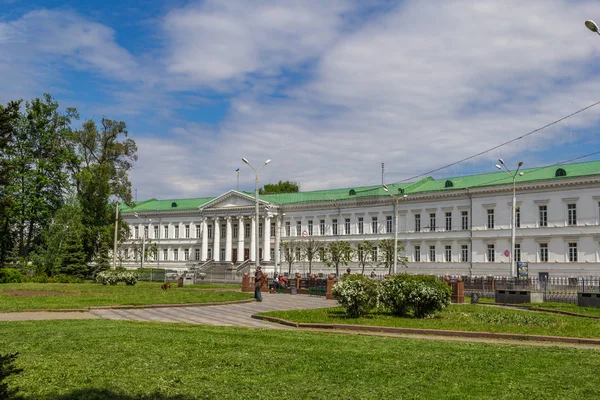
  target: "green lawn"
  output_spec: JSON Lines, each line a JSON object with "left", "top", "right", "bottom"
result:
{"left": 261, "top": 304, "right": 600, "bottom": 338}
{"left": 1, "top": 319, "right": 600, "bottom": 399}
{"left": 0, "top": 282, "right": 251, "bottom": 311}
{"left": 520, "top": 302, "right": 600, "bottom": 317}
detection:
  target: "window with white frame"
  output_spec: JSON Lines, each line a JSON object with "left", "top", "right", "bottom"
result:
{"left": 332, "top": 219, "right": 338, "bottom": 235}
{"left": 295, "top": 248, "right": 301, "bottom": 261}
{"left": 567, "top": 204, "right": 577, "bottom": 226}
{"left": 220, "top": 248, "right": 225, "bottom": 261}
{"left": 173, "top": 249, "right": 179, "bottom": 261}
{"left": 371, "top": 217, "right": 378, "bottom": 234}
{"left": 539, "top": 205, "right": 548, "bottom": 227}
{"left": 445, "top": 245, "right": 452, "bottom": 262}
{"left": 415, "top": 214, "right": 421, "bottom": 232}
{"left": 414, "top": 245, "right": 421, "bottom": 262}
{"left": 515, "top": 208, "right": 520, "bottom": 228}
{"left": 259, "top": 223, "right": 263, "bottom": 238}
{"left": 174, "top": 226, "right": 179, "bottom": 239}
{"left": 163, "top": 249, "right": 168, "bottom": 261}
{"left": 271, "top": 223, "right": 275, "bottom": 237}
{"left": 429, "top": 213, "right": 436, "bottom": 232}
{"left": 134, "top": 226, "right": 139, "bottom": 239}
{"left": 319, "top": 219, "right": 325, "bottom": 235}
{"left": 296, "top": 221, "right": 301, "bottom": 236}
{"left": 221, "top": 224, "right": 226, "bottom": 239}
{"left": 358, "top": 217, "right": 364, "bottom": 234}
{"left": 195, "top": 248, "right": 200, "bottom": 261}
{"left": 445, "top": 212, "right": 452, "bottom": 231}
{"left": 164, "top": 225, "right": 169, "bottom": 239}
{"left": 233, "top": 224, "right": 238, "bottom": 239}
{"left": 308, "top": 220, "right": 313, "bottom": 236}
{"left": 154, "top": 226, "right": 159, "bottom": 239}
{"left": 539, "top": 243, "right": 548, "bottom": 262}
{"left": 184, "top": 249, "right": 189, "bottom": 261}
{"left": 461, "top": 245, "right": 468, "bottom": 262}
{"left": 386, "top": 216, "right": 392, "bottom": 233}
{"left": 207, "top": 248, "right": 212, "bottom": 260}
{"left": 487, "top": 209, "right": 495, "bottom": 229}
{"left": 429, "top": 245, "right": 436, "bottom": 262}
{"left": 245, "top": 223, "right": 251, "bottom": 238}
{"left": 514, "top": 244, "right": 521, "bottom": 262}
{"left": 196, "top": 225, "right": 201, "bottom": 239}
{"left": 207, "top": 225, "right": 212, "bottom": 239}
{"left": 144, "top": 226, "right": 148, "bottom": 239}
{"left": 487, "top": 244, "right": 495, "bottom": 262}
{"left": 461, "top": 211, "right": 469, "bottom": 230}
{"left": 372, "top": 246, "right": 378, "bottom": 261}
{"left": 270, "top": 248, "right": 275, "bottom": 260}
{"left": 345, "top": 218, "right": 351, "bottom": 235}
{"left": 185, "top": 225, "right": 190, "bottom": 238}
{"left": 568, "top": 242, "right": 578, "bottom": 262}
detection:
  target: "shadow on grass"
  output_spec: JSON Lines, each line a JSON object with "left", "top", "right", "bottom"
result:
{"left": 14, "top": 388, "right": 196, "bottom": 400}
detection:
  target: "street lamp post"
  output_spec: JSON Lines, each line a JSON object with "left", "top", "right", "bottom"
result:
{"left": 585, "top": 20, "right": 600, "bottom": 35}
{"left": 274, "top": 213, "right": 286, "bottom": 275}
{"left": 495, "top": 159, "right": 524, "bottom": 278}
{"left": 134, "top": 212, "right": 151, "bottom": 269}
{"left": 242, "top": 158, "right": 271, "bottom": 270}
{"left": 383, "top": 185, "right": 407, "bottom": 275}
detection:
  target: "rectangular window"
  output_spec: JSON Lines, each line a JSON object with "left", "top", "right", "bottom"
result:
{"left": 233, "top": 224, "right": 238, "bottom": 239}
{"left": 270, "top": 248, "right": 275, "bottom": 260}
{"left": 445, "top": 245, "right": 452, "bottom": 262}
{"left": 372, "top": 247, "right": 378, "bottom": 261}
{"left": 246, "top": 223, "right": 251, "bottom": 238}
{"left": 195, "top": 248, "right": 200, "bottom": 261}
{"left": 429, "top": 245, "right": 436, "bottom": 262}
{"left": 142, "top": 226, "right": 148, "bottom": 239}
{"left": 461, "top": 211, "right": 469, "bottom": 230}
{"left": 568, "top": 204, "right": 577, "bottom": 226}
{"left": 461, "top": 245, "right": 468, "bottom": 262}
{"left": 134, "top": 226, "right": 139, "bottom": 239}
{"left": 295, "top": 248, "right": 301, "bottom": 261}
{"left": 164, "top": 226, "right": 169, "bottom": 239}
{"left": 415, "top": 214, "right": 421, "bottom": 232}
{"left": 173, "top": 249, "right": 179, "bottom": 261}
{"left": 207, "top": 248, "right": 213, "bottom": 260}
{"left": 540, "top": 243, "right": 548, "bottom": 262}
{"left": 154, "top": 226, "right": 159, "bottom": 239}
{"left": 345, "top": 218, "right": 351, "bottom": 235}
{"left": 174, "top": 226, "right": 179, "bottom": 239}
{"left": 332, "top": 219, "right": 338, "bottom": 235}
{"left": 445, "top": 212, "right": 452, "bottom": 231}
{"left": 487, "top": 209, "right": 495, "bottom": 229}
{"left": 163, "top": 249, "right": 168, "bottom": 261}
{"left": 386, "top": 216, "right": 393, "bottom": 233}
{"left": 515, "top": 208, "right": 520, "bottom": 228}
{"left": 539, "top": 205, "right": 548, "bottom": 227}
{"left": 296, "top": 221, "right": 301, "bottom": 236}
{"left": 184, "top": 249, "right": 189, "bottom": 261}
{"left": 259, "top": 223, "right": 263, "bottom": 238}
{"left": 414, "top": 245, "right": 421, "bottom": 262}
{"left": 568, "top": 242, "right": 578, "bottom": 262}
{"left": 271, "top": 223, "right": 275, "bottom": 237}
{"left": 308, "top": 220, "right": 313, "bottom": 236}
{"left": 221, "top": 224, "right": 226, "bottom": 239}
{"left": 514, "top": 244, "right": 521, "bottom": 263}
{"left": 358, "top": 217, "right": 364, "bottom": 234}
{"left": 284, "top": 222, "right": 291, "bottom": 237}
{"left": 357, "top": 247, "right": 364, "bottom": 261}
{"left": 207, "top": 225, "right": 212, "bottom": 239}
{"left": 185, "top": 225, "right": 190, "bottom": 238}
{"left": 196, "top": 225, "right": 201, "bottom": 239}
{"left": 372, "top": 217, "right": 378, "bottom": 234}
{"left": 429, "top": 213, "right": 436, "bottom": 232}
{"left": 220, "top": 248, "right": 225, "bottom": 261}
{"left": 487, "top": 244, "right": 495, "bottom": 262}
{"left": 319, "top": 220, "right": 325, "bottom": 235}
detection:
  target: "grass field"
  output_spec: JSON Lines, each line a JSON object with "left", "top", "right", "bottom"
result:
{"left": 1, "top": 319, "right": 600, "bottom": 399}
{"left": 261, "top": 304, "right": 600, "bottom": 338}
{"left": 0, "top": 282, "right": 250, "bottom": 311}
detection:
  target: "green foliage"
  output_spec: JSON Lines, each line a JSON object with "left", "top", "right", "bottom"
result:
{"left": 332, "top": 274, "right": 378, "bottom": 317}
{"left": 49, "top": 274, "right": 84, "bottom": 284}
{"left": 301, "top": 238, "right": 324, "bottom": 274}
{"left": 96, "top": 270, "right": 137, "bottom": 286}
{"left": 0, "top": 268, "right": 24, "bottom": 283}
{"left": 280, "top": 240, "right": 301, "bottom": 274}
{"left": 258, "top": 180, "right": 299, "bottom": 195}
{"left": 320, "top": 241, "right": 354, "bottom": 276}
{"left": 0, "top": 352, "right": 22, "bottom": 399}
{"left": 59, "top": 228, "right": 88, "bottom": 279}
{"left": 376, "top": 238, "right": 408, "bottom": 274}
{"left": 355, "top": 240, "right": 375, "bottom": 274}
{"left": 378, "top": 274, "right": 451, "bottom": 318}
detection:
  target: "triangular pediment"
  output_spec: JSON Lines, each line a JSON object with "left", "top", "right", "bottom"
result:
{"left": 200, "top": 190, "right": 269, "bottom": 210}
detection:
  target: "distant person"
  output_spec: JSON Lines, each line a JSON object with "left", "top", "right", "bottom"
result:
{"left": 344, "top": 268, "right": 351, "bottom": 277}
{"left": 270, "top": 274, "right": 280, "bottom": 294}
{"left": 254, "top": 267, "right": 264, "bottom": 302}
{"left": 370, "top": 270, "right": 376, "bottom": 279}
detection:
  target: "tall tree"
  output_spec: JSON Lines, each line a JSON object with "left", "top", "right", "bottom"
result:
{"left": 259, "top": 180, "right": 299, "bottom": 195}
{"left": 280, "top": 240, "right": 301, "bottom": 274}
{"left": 301, "top": 237, "right": 324, "bottom": 274}
{"left": 355, "top": 240, "right": 375, "bottom": 274}
{"left": 321, "top": 241, "right": 354, "bottom": 276}
{"left": 377, "top": 238, "right": 408, "bottom": 274}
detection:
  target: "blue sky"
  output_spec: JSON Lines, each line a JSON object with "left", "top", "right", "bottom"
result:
{"left": 2, "top": 0, "right": 600, "bottom": 200}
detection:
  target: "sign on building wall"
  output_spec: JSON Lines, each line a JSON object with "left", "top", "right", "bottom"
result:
{"left": 517, "top": 262, "right": 529, "bottom": 281}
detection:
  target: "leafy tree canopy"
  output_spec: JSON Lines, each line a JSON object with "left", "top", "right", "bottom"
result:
{"left": 259, "top": 180, "right": 299, "bottom": 195}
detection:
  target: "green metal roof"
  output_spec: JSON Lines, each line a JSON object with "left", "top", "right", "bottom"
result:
{"left": 121, "top": 160, "right": 600, "bottom": 212}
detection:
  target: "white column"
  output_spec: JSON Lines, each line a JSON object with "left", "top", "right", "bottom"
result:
{"left": 201, "top": 219, "right": 208, "bottom": 261}
{"left": 275, "top": 217, "right": 282, "bottom": 267}
{"left": 213, "top": 217, "right": 220, "bottom": 261}
{"left": 250, "top": 216, "right": 256, "bottom": 261}
{"left": 263, "top": 216, "right": 271, "bottom": 261}
{"left": 237, "top": 216, "right": 245, "bottom": 262}
{"left": 225, "top": 217, "right": 232, "bottom": 262}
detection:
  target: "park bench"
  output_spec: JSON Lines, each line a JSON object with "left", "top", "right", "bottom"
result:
{"left": 308, "top": 278, "right": 327, "bottom": 297}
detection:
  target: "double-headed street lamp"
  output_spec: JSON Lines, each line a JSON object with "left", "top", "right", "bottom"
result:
{"left": 242, "top": 157, "right": 271, "bottom": 270}
{"left": 383, "top": 185, "right": 407, "bottom": 275}
{"left": 585, "top": 20, "right": 600, "bottom": 35}
{"left": 495, "top": 159, "right": 524, "bottom": 279}
{"left": 134, "top": 212, "right": 151, "bottom": 269}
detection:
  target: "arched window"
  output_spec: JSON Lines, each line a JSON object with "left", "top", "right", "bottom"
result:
{"left": 171, "top": 202, "right": 178, "bottom": 208}
{"left": 349, "top": 189, "right": 356, "bottom": 195}
{"left": 555, "top": 168, "right": 567, "bottom": 177}
{"left": 444, "top": 180, "right": 453, "bottom": 188}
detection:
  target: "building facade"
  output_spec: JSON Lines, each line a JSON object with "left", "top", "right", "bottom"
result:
{"left": 121, "top": 161, "right": 600, "bottom": 277}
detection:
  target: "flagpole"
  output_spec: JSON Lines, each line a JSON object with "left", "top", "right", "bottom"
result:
{"left": 236, "top": 168, "right": 240, "bottom": 190}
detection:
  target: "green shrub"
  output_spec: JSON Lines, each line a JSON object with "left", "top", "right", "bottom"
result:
{"left": 0, "top": 268, "right": 24, "bottom": 284}
{"left": 49, "top": 274, "right": 84, "bottom": 284}
{"left": 332, "top": 274, "right": 378, "bottom": 317}
{"left": 27, "top": 273, "right": 49, "bottom": 283}
{"left": 0, "top": 352, "right": 23, "bottom": 399}
{"left": 96, "top": 270, "right": 137, "bottom": 286}
{"left": 378, "top": 274, "right": 451, "bottom": 318}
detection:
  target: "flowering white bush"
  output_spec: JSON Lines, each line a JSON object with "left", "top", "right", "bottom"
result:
{"left": 378, "top": 274, "right": 451, "bottom": 318}
{"left": 332, "top": 274, "right": 377, "bottom": 317}
{"left": 96, "top": 270, "right": 138, "bottom": 286}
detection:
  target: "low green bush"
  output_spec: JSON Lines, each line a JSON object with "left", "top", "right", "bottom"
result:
{"left": 49, "top": 274, "right": 84, "bottom": 284}
{"left": 96, "top": 270, "right": 138, "bottom": 286}
{"left": 332, "top": 274, "right": 378, "bottom": 317}
{"left": 0, "top": 268, "right": 24, "bottom": 284}
{"left": 378, "top": 274, "right": 451, "bottom": 318}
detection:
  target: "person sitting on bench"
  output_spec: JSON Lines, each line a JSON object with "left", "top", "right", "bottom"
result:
{"left": 270, "top": 275, "right": 280, "bottom": 293}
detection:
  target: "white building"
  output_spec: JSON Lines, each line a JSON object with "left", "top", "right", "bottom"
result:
{"left": 121, "top": 160, "right": 600, "bottom": 277}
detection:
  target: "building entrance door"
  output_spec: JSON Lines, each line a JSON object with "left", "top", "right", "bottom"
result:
{"left": 244, "top": 249, "right": 250, "bottom": 260}
{"left": 259, "top": 249, "right": 263, "bottom": 260}
{"left": 232, "top": 249, "right": 237, "bottom": 263}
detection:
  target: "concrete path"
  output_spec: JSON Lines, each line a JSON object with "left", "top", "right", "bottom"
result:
{"left": 91, "top": 293, "right": 332, "bottom": 329}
